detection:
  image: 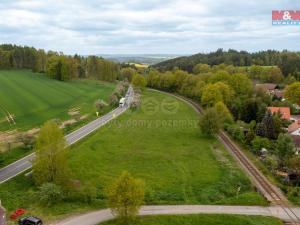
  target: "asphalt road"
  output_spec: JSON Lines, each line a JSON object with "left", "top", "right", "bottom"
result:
{"left": 0, "top": 86, "right": 134, "bottom": 184}
{"left": 54, "top": 205, "right": 300, "bottom": 225}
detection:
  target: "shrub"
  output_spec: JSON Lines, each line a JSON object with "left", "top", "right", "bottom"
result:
{"left": 199, "top": 108, "right": 221, "bottom": 136}
{"left": 251, "top": 136, "right": 271, "bottom": 155}
{"left": 109, "top": 94, "right": 119, "bottom": 107}
{"left": 94, "top": 99, "right": 107, "bottom": 113}
{"left": 38, "top": 183, "right": 63, "bottom": 206}
{"left": 17, "top": 133, "right": 35, "bottom": 150}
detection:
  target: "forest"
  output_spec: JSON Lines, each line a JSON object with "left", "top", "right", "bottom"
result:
{"left": 0, "top": 44, "right": 119, "bottom": 82}
{"left": 154, "top": 49, "right": 300, "bottom": 78}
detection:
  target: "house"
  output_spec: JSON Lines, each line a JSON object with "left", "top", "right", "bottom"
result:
{"left": 0, "top": 201, "right": 6, "bottom": 225}
{"left": 268, "top": 107, "right": 300, "bottom": 150}
{"left": 255, "top": 83, "right": 279, "bottom": 95}
{"left": 267, "top": 107, "right": 291, "bottom": 120}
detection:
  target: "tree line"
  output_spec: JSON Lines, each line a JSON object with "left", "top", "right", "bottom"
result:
{"left": 146, "top": 64, "right": 300, "bottom": 187}
{"left": 154, "top": 49, "right": 300, "bottom": 77}
{"left": 0, "top": 44, "right": 119, "bottom": 82}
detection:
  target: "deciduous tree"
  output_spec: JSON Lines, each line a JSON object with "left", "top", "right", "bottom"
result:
{"left": 107, "top": 171, "right": 144, "bottom": 224}
{"left": 33, "top": 121, "right": 70, "bottom": 186}
{"left": 276, "top": 133, "right": 295, "bottom": 166}
{"left": 132, "top": 74, "right": 147, "bottom": 89}
{"left": 199, "top": 108, "right": 221, "bottom": 135}
{"left": 285, "top": 82, "right": 300, "bottom": 105}
{"left": 214, "top": 101, "right": 233, "bottom": 125}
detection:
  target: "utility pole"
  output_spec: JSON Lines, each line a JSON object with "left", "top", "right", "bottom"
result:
{"left": 0, "top": 104, "right": 15, "bottom": 125}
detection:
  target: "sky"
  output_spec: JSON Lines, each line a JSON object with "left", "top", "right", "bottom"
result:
{"left": 0, "top": 0, "right": 300, "bottom": 55}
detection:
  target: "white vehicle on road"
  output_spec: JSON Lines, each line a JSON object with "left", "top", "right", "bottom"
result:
{"left": 119, "top": 97, "right": 126, "bottom": 107}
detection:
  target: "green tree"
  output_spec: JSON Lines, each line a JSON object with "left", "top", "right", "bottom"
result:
{"left": 32, "top": 121, "right": 70, "bottom": 186}
{"left": 201, "top": 84, "right": 223, "bottom": 106}
{"left": 228, "top": 73, "right": 252, "bottom": 96}
{"left": 132, "top": 74, "right": 147, "bottom": 89}
{"left": 256, "top": 111, "right": 277, "bottom": 139}
{"left": 245, "top": 129, "right": 255, "bottom": 145}
{"left": 201, "top": 82, "right": 234, "bottom": 106}
{"left": 193, "top": 63, "right": 210, "bottom": 74}
{"left": 107, "top": 171, "right": 145, "bottom": 224}
{"left": 199, "top": 108, "right": 221, "bottom": 135}
{"left": 251, "top": 136, "right": 271, "bottom": 155}
{"left": 285, "top": 82, "right": 300, "bottom": 105}
{"left": 214, "top": 101, "right": 233, "bottom": 125}
{"left": 121, "top": 68, "right": 136, "bottom": 82}
{"left": 46, "top": 55, "right": 62, "bottom": 80}
{"left": 276, "top": 133, "right": 295, "bottom": 166}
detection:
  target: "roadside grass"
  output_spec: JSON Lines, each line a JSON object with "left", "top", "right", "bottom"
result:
{"left": 0, "top": 90, "right": 267, "bottom": 222}
{"left": 100, "top": 215, "right": 283, "bottom": 225}
{"left": 0, "top": 70, "right": 115, "bottom": 131}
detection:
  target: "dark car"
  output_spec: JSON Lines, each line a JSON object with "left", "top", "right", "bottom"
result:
{"left": 19, "top": 216, "right": 42, "bottom": 225}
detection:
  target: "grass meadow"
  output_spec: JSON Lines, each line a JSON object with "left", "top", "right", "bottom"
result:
{"left": 0, "top": 90, "right": 267, "bottom": 223}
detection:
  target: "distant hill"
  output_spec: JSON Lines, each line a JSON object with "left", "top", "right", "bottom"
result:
{"left": 99, "top": 54, "right": 183, "bottom": 65}
{"left": 153, "top": 49, "right": 300, "bottom": 76}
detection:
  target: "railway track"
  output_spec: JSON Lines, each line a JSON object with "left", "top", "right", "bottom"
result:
{"left": 169, "top": 93, "right": 300, "bottom": 224}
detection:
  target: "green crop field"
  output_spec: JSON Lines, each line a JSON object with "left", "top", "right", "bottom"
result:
{"left": 101, "top": 215, "right": 283, "bottom": 225}
{"left": 0, "top": 70, "right": 115, "bottom": 131}
{"left": 0, "top": 90, "right": 267, "bottom": 222}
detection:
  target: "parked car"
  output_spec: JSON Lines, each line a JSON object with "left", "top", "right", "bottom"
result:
{"left": 19, "top": 216, "right": 42, "bottom": 225}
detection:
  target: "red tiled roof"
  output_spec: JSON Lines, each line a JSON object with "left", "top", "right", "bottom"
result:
{"left": 267, "top": 107, "right": 291, "bottom": 120}
{"left": 289, "top": 120, "right": 300, "bottom": 133}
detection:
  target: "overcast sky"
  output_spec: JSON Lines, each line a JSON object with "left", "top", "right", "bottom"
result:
{"left": 0, "top": 0, "right": 300, "bottom": 55}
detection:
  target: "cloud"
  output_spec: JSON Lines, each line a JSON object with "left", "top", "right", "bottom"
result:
{"left": 0, "top": 0, "right": 299, "bottom": 54}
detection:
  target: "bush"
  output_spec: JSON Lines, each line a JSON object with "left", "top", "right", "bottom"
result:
{"left": 109, "top": 94, "right": 119, "bottom": 107}
{"left": 251, "top": 136, "right": 271, "bottom": 155}
{"left": 17, "top": 133, "right": 35, "bottom": 150}
{"left": 38, "top": 183, "right": 64, "bottom": 206}
{"left": 199, "top": 108, "right": 221, "bottom": 136}
{"left": 94, "top": 99, "right": 107, "bottom": 113}
{"left": 226, "top": 124, "right": 245, "bottom": 142}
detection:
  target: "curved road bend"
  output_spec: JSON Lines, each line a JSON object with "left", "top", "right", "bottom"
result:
{"left": 0, "top": 86, "right": 134, "bottom": 184}
{"left": 54, "top": 205, "right": 300, "bottom": 225}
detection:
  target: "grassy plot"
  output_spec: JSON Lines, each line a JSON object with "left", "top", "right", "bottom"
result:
{"left": 0, "top": 70, "right": 115, "bottom": 131}
{"left": 0, "top": 90, "right": 266, "bottom": 222}
{"left": 68, "top": 90, "right": 266, "bottom": 205}
{"left": 100, "top": 215, "right": 283, "bottom": 225}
